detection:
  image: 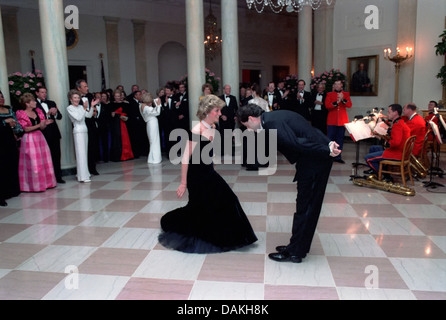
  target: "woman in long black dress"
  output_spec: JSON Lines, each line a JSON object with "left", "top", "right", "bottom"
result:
{"left": 0, "top": 91, "right": 23, "bottom": 206}
{"left": 159, "top": 94, "right": 257, "bottom": 253}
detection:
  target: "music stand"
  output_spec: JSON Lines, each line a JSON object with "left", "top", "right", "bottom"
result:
{"left": 345, "top": 116, "right": 372, "bottom": 180}
{"left": 423, "top": 121, "right": 444, "bottom": 189}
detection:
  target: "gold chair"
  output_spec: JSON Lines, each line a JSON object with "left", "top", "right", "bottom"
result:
{"left": 378, "top": 135, "right": 416, "bottom": 187}
{"left": 419, "top": 128, "right": 432, "bottom": 169}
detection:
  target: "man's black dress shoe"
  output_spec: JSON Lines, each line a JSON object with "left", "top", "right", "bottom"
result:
{"left": 0, "top": 199, "right": 7, "bottom": 207}
{"left": 91, "top": 171, "right": 100, "bottom": 176}
{"left": 276, "top": 245, "right": 288, "bottom": 253}
{"left": 57, "top": 179, "right": 66, "bottom": 184}
{"left": 268, "top": 252, "right": 303, "bottom": 263}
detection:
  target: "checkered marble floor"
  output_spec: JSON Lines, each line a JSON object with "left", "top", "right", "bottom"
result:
{"left": 1, "top": 140, "right": 445, "bottom": 300}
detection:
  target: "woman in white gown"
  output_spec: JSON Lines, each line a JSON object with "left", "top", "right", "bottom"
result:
{"left": 140, "top": 92, "right": 162, "bottom": 164}
{"left": 249, "top": 83, "right": 270, "bottom": 112}
{"left": 67, "top": 89, "right": 97, "bottom": 182}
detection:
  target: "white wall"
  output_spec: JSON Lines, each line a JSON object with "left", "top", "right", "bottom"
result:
{"left": 413, "top": 0, "right": 446, "bottom": 109}
{"left": 333, "top": 0, "right": 399, "bottom": 119}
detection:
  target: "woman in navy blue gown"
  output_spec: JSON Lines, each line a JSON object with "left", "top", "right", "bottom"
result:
{"left": 158, "top": 95, "right": 257, "bottom": 253}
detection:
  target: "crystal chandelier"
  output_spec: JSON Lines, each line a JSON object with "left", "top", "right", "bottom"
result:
{"left": 204, "top": 0, "right": 222, "bottom": 60}
{"left": 246, "top": 0, "right": 334, "bottom": 13}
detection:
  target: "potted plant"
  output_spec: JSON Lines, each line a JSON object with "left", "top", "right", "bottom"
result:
{"left": 435, "top": 29, "right": 446, "bottom": 87}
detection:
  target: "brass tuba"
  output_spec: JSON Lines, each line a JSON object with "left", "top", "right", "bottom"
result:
{"left": 410, "top": 154, "right": 428, "bottom": 179}
{"left": 352, "top": 175, "right": 416, "bottom": 196}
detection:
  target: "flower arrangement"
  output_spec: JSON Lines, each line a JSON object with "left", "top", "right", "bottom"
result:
{"left": 8, "top": 71, "right": 45, "bottom": 108}
{"left": 180, "top": 68, "right": 221, "bottom": 94}
{"left": 310, "top": 68, "right": 347, "bottom": 93}
{"left": 283, "top": 74, "right": 299, "bottom": 91}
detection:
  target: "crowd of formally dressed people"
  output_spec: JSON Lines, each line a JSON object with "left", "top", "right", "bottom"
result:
{"left": 1, "top": 74, "right": 443, "bottom": 207}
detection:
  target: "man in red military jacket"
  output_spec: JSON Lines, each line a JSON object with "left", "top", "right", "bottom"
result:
{"left": 402, "top": 103, "right": 426, "bottom": 157}
{"left": 424, "top": 100, "right": 440, "bottom": 142}
{"left": 364, "top": 104, "right": 411, "bottom": 181}
{"left": 325, "top": 80, "right": 352, "bottom": 163}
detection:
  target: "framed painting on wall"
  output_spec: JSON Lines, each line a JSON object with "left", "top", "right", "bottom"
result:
{"left": 347, "top": 55, "right": 379, "bottom": 96}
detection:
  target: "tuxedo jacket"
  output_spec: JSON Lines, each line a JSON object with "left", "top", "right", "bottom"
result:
{"left": 292, "top": 91, "right": 312, "bottom": 121}
{"left": 325, "top": 90, "right": 352, "bottom": 126}
{"left": 263, "top": 92, "right": 280, "bottom": 110}
{"left": 160, "top": 94, "right": 180, "bottom": 128}
{"left": 219, "top": 94, "right": 238, "bottom": 130}
{"left": 36, "top": 99, "right": 62, "bottom": 140}
{"left": 175, "top": 92, "right": 190, "bottom": 130}
{"left": 82, "top": 93, "right": 98, "bottom": 132}
{"left": 96, "top": 103, "right": 112, "bottom": 133}
{"left": 310, "top": 91, "right": 327, "bottom": 113}
{"left": 261, "top": 110, "right": 331, "bottom": 167}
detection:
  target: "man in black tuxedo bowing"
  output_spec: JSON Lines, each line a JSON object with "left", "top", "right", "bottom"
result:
{"left": 238, "top": 105, "right": 341, "bottom": 263}
{"left": 35, "top": 87, "right": 64, "bottom": 184}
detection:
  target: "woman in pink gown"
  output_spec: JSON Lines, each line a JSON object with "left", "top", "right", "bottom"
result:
{"left": 15, "top": 93, "right": 56, "bottom": 192}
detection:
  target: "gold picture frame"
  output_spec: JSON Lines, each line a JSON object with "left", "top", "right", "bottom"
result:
{"left": 66, "top": 28, "right": 79, "bottom": 50}
{"left": 347, "top": 55, "right": 379, "bottom": 96}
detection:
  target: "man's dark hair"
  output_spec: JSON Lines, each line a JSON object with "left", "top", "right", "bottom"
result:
{"left": 406, "top": 103, "right": 417, "bottom": 111}
{"left": 237, "top": 103, "right": 265, "bottom": 123}
{"left": 389, "top": 103, "right": 403, "bottom": 116}
{"left": 430, "top": 100, "right": 438, "bottom": 106}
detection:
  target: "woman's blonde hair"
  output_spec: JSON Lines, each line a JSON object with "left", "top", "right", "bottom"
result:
{"left": 19, "top": 93, "right": 36, "bottom": 109}
{"left": 141, "top": 92, "right": 153, "bottom": 105}
{"left": 196, "top": 94, "right": 225, "bottom": 121}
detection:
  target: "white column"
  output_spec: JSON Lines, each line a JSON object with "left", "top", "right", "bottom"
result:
{"left": 298, "top": 5, "right": 313, "bottom": 89}
{"left": 0, "top": 6, "right": 10, "bottom": 106}
{"left": 39, "top": 0, "right": 75, "bottom": 171}
{"left": 132, "top": 19, "right": 148, "bottom": 90}
{"left": 314, "top": 4, "right": 327, "bottom": 75}
{"left": 104, "top": 17, "right": 121, "bottom": 90}
{"left": 186, "top": 0, "right": 205, "bottom": 125}
{"left": 221, "top": 0, "right": 239, "bottom": 103}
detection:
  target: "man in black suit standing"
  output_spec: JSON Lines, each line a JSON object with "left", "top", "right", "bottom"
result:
{"left": 160, "top": 84, "right": 179, "bottom": 155}
{"left": 219, "top": 84, "right": 238, "bottom": 155}
{"left": 292, "top": 79, "right": 312, "bottom": 121}
{"left": 310, "top": 83, "right": 328, "bottom": 135}
{"left": 126, "top": 90, "right": 148, "bottom": 158}
{"left": 35, "top": 87, "right": 65, "bottom": 184}
{"left": 238, "top": 104, "right": 341, "bottom": 263}
{"left": 175, "top": 82, "right": 190, "bottom": 132}
{"left": 264, "top": 81, "right": 280, "bottom": 111}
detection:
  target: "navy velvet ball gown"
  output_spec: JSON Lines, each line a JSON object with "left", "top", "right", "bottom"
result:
{"left": 159, "top": 132, "right": 257, "bottom": 253}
